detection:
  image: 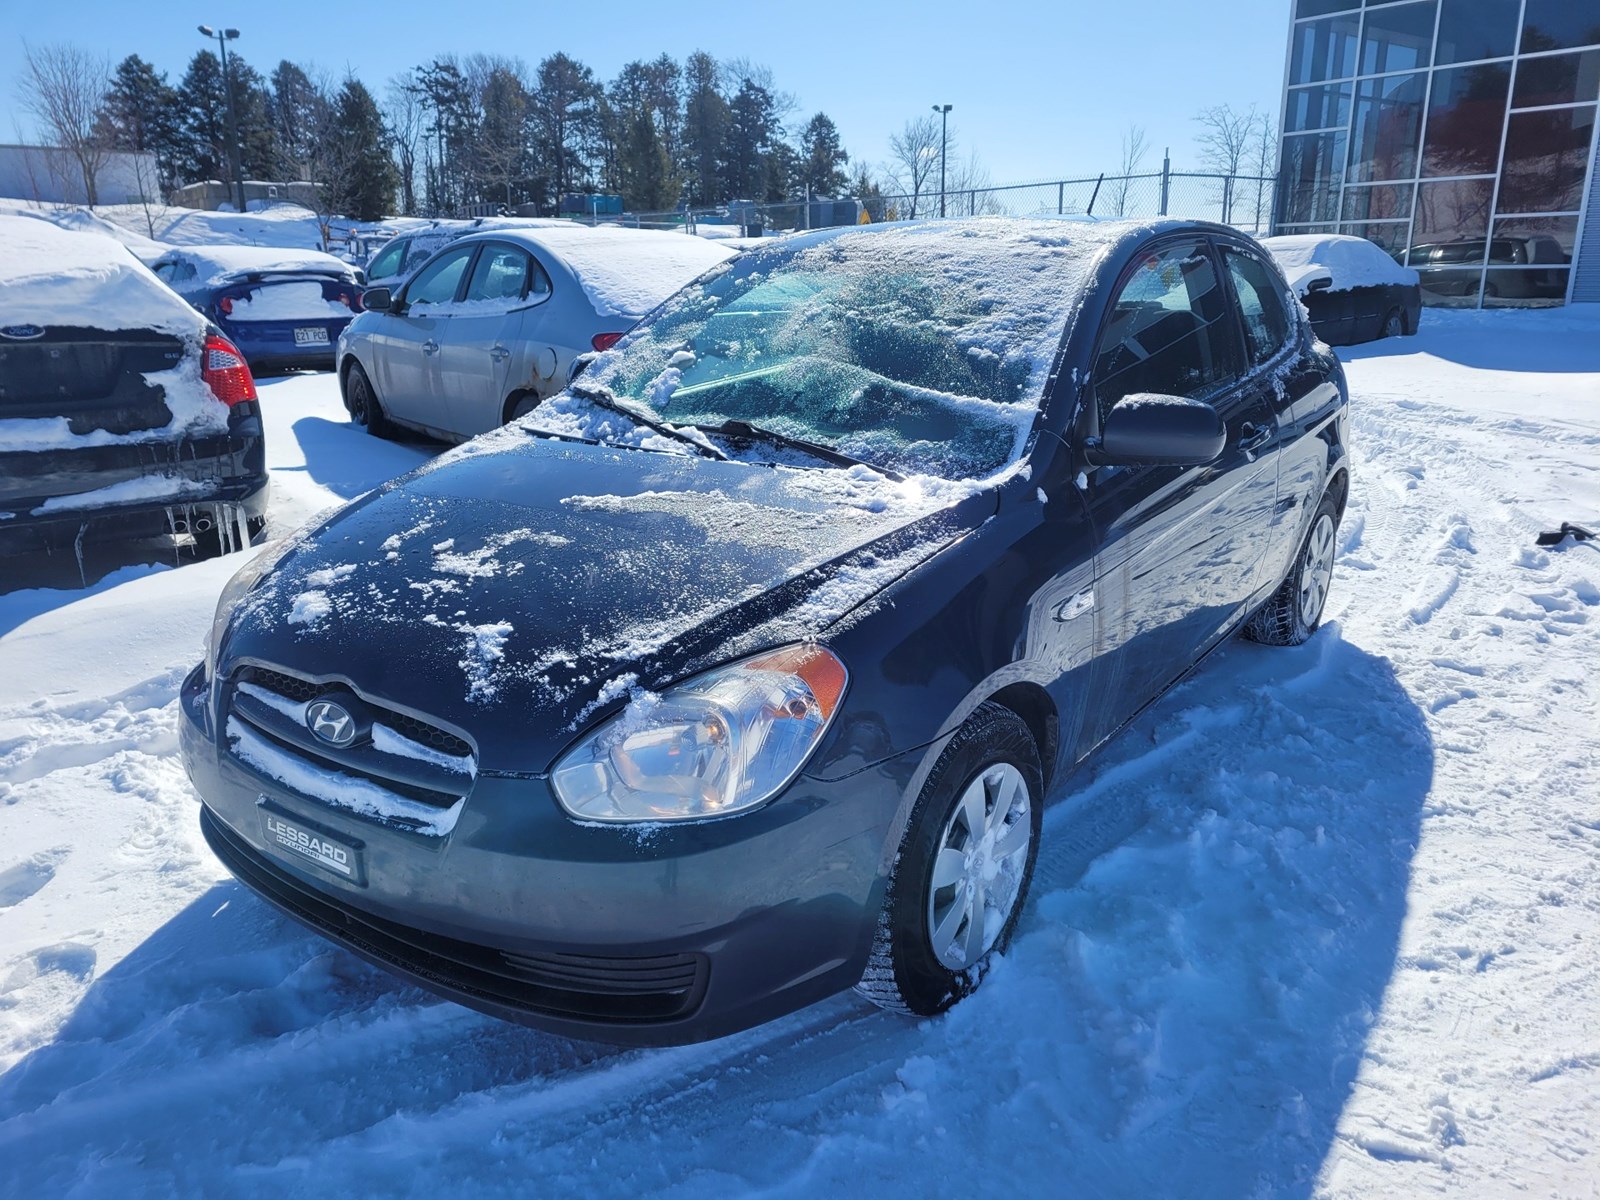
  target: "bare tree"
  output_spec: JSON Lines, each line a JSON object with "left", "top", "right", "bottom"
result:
{"left": 720, "top": 58, "right": 797, "bottom": 132}
{"left": 17, "top": 42, "right": 112, "bottom": 205}
{"left": 128, "top": 150, "right": 170, "bottom": 238}
{"left": 385, "top": 74, "right": 427, "bottom": 215}
{"left": 1247, "top": 110, "right": 1279, "bottom": 234}
{"left": 1107, "top": 123, "right": 1150, "bottom": 217}
{"left": 1194, "top": 103, "right": 1257, "bottom": 223}
{"left": 884, "top": 115, "right": 943, "bottom": 219}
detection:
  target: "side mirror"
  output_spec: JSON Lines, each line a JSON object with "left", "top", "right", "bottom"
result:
{"left": 1305, "top": 276, "right": 1333, "bottom": 294}
{"left": 362, "top": 286, "right": 393, "bottom": 312}
{"left": 1088, "top": 393, "right": 1225, "bottom": 468}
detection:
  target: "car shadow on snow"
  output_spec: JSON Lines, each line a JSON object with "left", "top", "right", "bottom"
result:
{"left": 0, "top": 626, "right": 1432, "bottom": 1198}
{"left": 1339, "top": 313, "right": 1600, "bottom": 374}
{"left": 284, "top": 414, "right": 441, "bottom": 500}
{"left": 0, "top": 541, "right": 199, "bottom": 635}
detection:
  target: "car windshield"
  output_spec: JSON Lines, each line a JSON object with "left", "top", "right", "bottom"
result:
{"left": 568, "top": 223, "right": 1107, "bottom": 482}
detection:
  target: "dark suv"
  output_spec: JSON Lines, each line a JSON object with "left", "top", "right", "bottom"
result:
{"left": 0, "top": 218, "right": 269, "bottom": 556}
{"left": 183, "top": 218, "right": 1348, "bottom": 1045}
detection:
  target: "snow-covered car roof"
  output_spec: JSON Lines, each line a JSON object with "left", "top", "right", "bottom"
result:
{"left": 0, "top": 214, "right": 204, "bottom": 335}
{"left": 154, "top": 244, "right": 358, "bottom": 287}
{"left": 455, "top": 224, "right": 740, "bottom": 318}
{"left": 1260, "top": 233, "right": 1419, "bottom": 297}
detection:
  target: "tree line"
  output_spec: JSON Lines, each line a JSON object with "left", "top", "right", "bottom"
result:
{"left": 20, "top": 42, "right": 863, "bottom": 222}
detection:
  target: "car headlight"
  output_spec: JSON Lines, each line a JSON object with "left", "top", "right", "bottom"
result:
{"left": 551, "top": 645, "right": 848, "bottom": 824}
{"left": 204, "top": 539, "right": 294, "bottom": 678}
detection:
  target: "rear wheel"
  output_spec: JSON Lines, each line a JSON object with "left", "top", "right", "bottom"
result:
{"left": 857, "top": 703, "right": 1043, "bottom": 1016}
{"left": 1245, "top": 491, "right": 1339, "bottom": 646}
{"left": 343, "top": 361, "right": 396, "bottom": 439}
{"left": 1382, "top": 308, "right": 1404, "bottom": 338}
{"left": 506, "top": 391, "right": 542, "bottom": 423}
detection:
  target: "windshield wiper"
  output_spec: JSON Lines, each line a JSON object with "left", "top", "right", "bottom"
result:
{"left": 689, "top": 419, "right": 905, "bottom": 482}
{"left": 568, "top": 382, "right": 730, "bottom": 462}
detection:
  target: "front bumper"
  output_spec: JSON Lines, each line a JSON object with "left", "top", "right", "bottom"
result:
{"left": 179, "top": 663, "right": 899, "bottom": 1045}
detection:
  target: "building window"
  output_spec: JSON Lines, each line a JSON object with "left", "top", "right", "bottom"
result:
{"left": 1286, "top": 82, "right": 1354, "bottom": 131}
{"left": 1512, "top": 49, "right": 1600, "bottom": 109}
{"left": 1360, "top": 2, "right": 1439, "bottom": 76}
{"left": 1423, "top": 62, "right": 1511, "bottom": 176}
{"left": 1498, "top": 105, "right": 1598, "bottom": 213}
{"left": 1280, "top": 131, "right": 1348, "bottom": 224}
{"left": 1412, "top": 176, "right": 1496, "bottom": 261}
{"left": 1342, "top": 182, "right": 1416, "bottom": 220}
{"left": 1349, "top": 73, "right": 1427, "bottom": 182}
{"left": 1296, "top": 0, "right": 1358, "bottom": 17}
{"left": 1338, "top": 220, "right": 1413, "bottom": 259}
{"left": 1292, "top": 13, "right": 1361, "bottom": 84}
{"left": 1435, "top": 0, "right": 1522, "bottom": 65}
{"left": 1520, "top": 0, "right": 1600, "bottom": 55}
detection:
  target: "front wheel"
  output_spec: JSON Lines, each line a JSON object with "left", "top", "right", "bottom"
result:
{"left": 343, "top": 361, "right": 396, "bottom": 439}
{"left": 1244, "top": 492, "right": 1339, "bottom": 646}
{"left": 857, "top": 702, "right": 1043, "bottom": 1017}
{"left": 1382, "top": 308, "right": 1404, "bottom": 339}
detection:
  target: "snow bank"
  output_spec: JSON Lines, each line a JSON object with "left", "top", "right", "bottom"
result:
{"left": 522, "top": 225, "right": 736, "bottom": 317}
{"left": 0, "top": 215, "right": 204, "bottom": 335}
{"left": 1261, "top": 234, "right": 1418, "bottom": 296}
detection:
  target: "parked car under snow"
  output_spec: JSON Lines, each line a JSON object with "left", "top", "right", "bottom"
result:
{"left": 0, "top": 217, "right": 268, "bottom": 556}
{"left": 337, "top": 225, "right": 735, "bottom": 441}
{"left": 185, "top": 217, "right": 1350, "bottom": 1045}
{"left": 361, "top": 217, "right": 570, "bottom": 292}
{"left": 1260, "top": 234, "right": 1421, "bottom": 346}
{"left": 151, "top": 246, "right": 364, "bottom": 372}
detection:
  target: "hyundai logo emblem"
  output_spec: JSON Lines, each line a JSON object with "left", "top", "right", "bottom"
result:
{"left": 305, "top": 699, "right": 357, "bottom": 748}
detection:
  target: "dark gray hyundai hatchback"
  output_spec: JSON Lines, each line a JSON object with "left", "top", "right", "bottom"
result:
{"left": 181, "top": 218, "right": 1349, "bottom": 1045}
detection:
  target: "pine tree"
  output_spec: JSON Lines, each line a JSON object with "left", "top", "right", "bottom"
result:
{"left": 226, "top": 57, "right": 281, "bottom": 180}
{"left": 98, "top": 55, "right": 183, "bottom": 191}
{"left": 680, "top": 51, "right": 727, "bottom": 207}
{"left": 326, "top": 78, "right": 397, "bottom": 221}
{"left": 721, "top": 77, "right": 775, "bottom": 201}
{"left": 270, "top": 61, "right": 330, "bottom": 182}
{"left": 177, "top": 50, "right": 228, "bottom": 185}
{"left": 532, "top": 53, "right": 601, "bottom": 209}
{"left": 477, "top": 65, "right": 529, "bottom": 208}
{"left": 798, "top": 112, "right": 849, "bottom": 197}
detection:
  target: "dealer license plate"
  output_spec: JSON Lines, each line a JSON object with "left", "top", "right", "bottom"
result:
{"left": 294, "top": 326, "right": 331, "bottom": 346}
{"left": 259, "top": 805, "right": 364, "bottom": 883}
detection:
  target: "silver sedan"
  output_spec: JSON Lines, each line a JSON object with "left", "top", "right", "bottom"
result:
{"left": 336, "top": 225, "right": 735, "bottom": 442}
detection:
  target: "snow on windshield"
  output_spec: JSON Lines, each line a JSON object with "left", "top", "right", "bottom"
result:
{"left": 572, "top": 219, "right": 1121, "bottom": 482}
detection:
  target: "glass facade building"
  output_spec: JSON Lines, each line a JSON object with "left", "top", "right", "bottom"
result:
{"left": 1275, "top": 0, "right": 1600, "bottom": 306}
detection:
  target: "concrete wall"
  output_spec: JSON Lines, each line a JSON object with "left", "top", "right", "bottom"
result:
{"left": 0, "top": 144, "right": 159, "bottom": 205}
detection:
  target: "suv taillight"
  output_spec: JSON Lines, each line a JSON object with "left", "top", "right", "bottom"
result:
{"left": 202, "top": 334, "right": 258, "bottom": 406}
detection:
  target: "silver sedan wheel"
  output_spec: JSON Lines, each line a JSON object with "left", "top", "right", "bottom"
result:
{"left": 925, "top": 762, "right": 1033, "bottom": 971}
{"left": 1299, "top": 512, "right": 1337, "bottom": 626}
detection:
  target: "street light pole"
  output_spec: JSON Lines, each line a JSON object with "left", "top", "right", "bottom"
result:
{"left": 932, "top": 104, "right": 952, "bottom": 218}
{"left": 198, "top": 25, "right": 246, "bottom": 213}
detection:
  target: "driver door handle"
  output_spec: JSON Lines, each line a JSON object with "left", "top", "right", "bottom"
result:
{"left": 1239, "top": 421, "right": 1272, "bottom": 455}
{"left": 490, "top": 345, "right": 510, "bottom": 362}
{"left": 422, "top": 339, "right": 439, "bottom": 356}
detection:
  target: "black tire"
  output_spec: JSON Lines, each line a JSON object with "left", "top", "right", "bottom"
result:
{"left": 343, "top": 361, "right": 396, "bottom": 439}
{"left": 856, "top": 702, "right": 1044, "bottom": 1017}
{"left": 505, "top": 391, "right": 541, "bottom": 423}
{"left": 1381, "top": 308, "right": 1405, "bottom": 339}
{"left": 1244, "top": 490, "right": 1340, "bottom": 646}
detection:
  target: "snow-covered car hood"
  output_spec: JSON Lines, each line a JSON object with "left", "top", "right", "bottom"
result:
{"left": 221, "top": 435, "right": 989, "bottom": 769}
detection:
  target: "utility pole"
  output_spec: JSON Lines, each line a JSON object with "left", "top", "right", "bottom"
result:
{"left": 932, "top": 103, "right": 952, "bottom": 219}
{"left": 198, "top": 25, "right": 246, "bottom": 213}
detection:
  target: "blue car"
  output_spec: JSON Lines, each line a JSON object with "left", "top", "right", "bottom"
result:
{"left": 183, "top": 218, "right": 1350, "bottom": 1045}
{"left": 151, "top": 246, "right": 364, "bottom": 372}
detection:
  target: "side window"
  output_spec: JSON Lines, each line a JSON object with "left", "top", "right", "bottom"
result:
{"left": 404, "top": 239, "right": 441, "bottom": 273}
{"left": 152, "top": 262, "right": 175, "bottom": 281}
{"left": 1224, "top": 248, "right": 1294, "bottom": 367}
{"left": 405, "top": 245, "right": 476, "bottom": 306}
{"left": 368, "top": 239, "right": 406, "bottom": 280}
{"left": 463, "top": 244, "right": 534, "bottom": 303}
{"left": 1093, "top": 240, "right": 1240, "bottom": 416}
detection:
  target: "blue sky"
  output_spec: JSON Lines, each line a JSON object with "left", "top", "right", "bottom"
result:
{"left": 3, "top": 0, "right": 1293, "bottom": 185}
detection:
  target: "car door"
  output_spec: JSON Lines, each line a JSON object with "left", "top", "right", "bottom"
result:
{"left": 1077, "top": 236, "right": 1278, "bottom": 747}
{"left": 437, "top": 242, "right": 554, "bottom": 436}
{"left": 371, "top": 242, "right": 477, "bottom": 429}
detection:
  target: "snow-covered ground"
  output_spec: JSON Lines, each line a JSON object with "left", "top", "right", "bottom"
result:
{"left": 1, "top": 311, "right": 1597, "bottom": 1197}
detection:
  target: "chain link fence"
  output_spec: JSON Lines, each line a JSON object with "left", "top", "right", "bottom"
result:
{"left": 603, "top": 168, "right": 1277, "bottom": 237}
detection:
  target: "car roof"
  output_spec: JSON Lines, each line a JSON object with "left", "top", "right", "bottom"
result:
{"left": 159, "top": 244, "right": 357, "bottom": 285}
